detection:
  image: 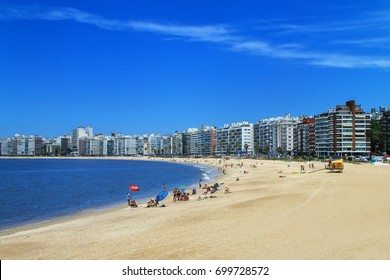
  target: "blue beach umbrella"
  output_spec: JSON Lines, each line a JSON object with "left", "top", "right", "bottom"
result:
{"left": 156, "top": 190, "right": 169, "bottom": 202}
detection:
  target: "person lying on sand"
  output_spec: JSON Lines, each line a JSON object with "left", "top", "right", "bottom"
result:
{"left": 147, "top": 199, "right": 159, "bottom": 208}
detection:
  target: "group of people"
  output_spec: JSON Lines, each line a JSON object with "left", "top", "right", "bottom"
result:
{"left": 172, "top": 188, "right": 190, "bottom": 202}
{"left": 201, "top": 182, "right": 221, "bottom": 195}
{"left": 127, "top": 194, "right": 138, "bottom": 208}
{"left": 300, "top": 163, "right": 315, "bottom": 171}
{"left": 128, "top": 179, "right": 232, "bottom": 208}
{"left": 146, "top": 198, "right": 159, "bottom": 208}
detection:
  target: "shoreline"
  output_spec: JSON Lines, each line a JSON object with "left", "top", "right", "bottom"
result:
{"left": 0, "top": 156, "right": 222, "bottom": 236}
{"left": 1, "top": 158, "right": 390, "bottom": 260}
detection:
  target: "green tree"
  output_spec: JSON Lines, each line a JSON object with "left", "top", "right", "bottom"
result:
{"left": 254, "top": 143, "right": 260, "bottom": 156}
{"left": 244, "top": 143, "right": 249, "bottom": 154}
{"left": 235, "top": 142, "right": 240, "bottom": 154}
{"left": 277, "top": 147, "right": 283, "bottom": 155}
{"left": 367, "top": 119, "right": 383, "bottom": 153}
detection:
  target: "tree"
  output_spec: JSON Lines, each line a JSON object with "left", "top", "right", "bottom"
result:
{"left": 367, "top": 119, "right": 383, "bottom": 153}
{"left": 244, "top": 143, "right": 249, "bottom": 154}
{"left": 227, "top": 144, "right": 232, "bottom": 156}
{"left": 220, "top": 140, "right": 226, "bottom": 155}
{"left": 264, "top": 146, "right": 270, "bottom": 155}
{"left": 277, "top": 147, "right": 283, "bottom": 155}
{"left": 235, "top": 142, "right": 240, "bottom": 154}
{"left": 254, "top": 143, "right": 260, "bottom": 156}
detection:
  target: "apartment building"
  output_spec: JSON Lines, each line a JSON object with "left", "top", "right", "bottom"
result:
{"left": 171, "top": 132, "right": 183, "bottom": 156}
{"left": 381, "top": 110, "right": 390, "bottom": 154}
{"left": 199, "top": 126, "right": 217, "bottom": 156}
{"left": 71, "top": 126, "right": 93, "bottom": 155}
{"left": 182, "top": 128, "right": 198, "bottom": 156}
{"left": 254, "top": 114, "right": 298, "bottom": 156}
{"left": 136, "top": 136, "right": 149, "bottom": 156}
{"left": 315, "top": 100, "right": 371, "bottom": 157}
{"left": 0, "top": 138, "right": 12, "bottom": 156}
{"left": 294, "top": 117, "right": 316, "bottom": 156}
{"left": 149, "top": 134, "right": 163, "bottom": 155}
{"left": 216, "top": 122, "right": 253, "bottom": 156}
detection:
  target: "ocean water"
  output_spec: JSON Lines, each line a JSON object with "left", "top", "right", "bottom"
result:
{"left": 0, "top": 159, "right": 219, "bottom": 230}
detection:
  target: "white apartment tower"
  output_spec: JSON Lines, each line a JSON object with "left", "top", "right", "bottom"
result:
{"left": 216, "top": 122, "right": 253, "bottom": 156}
{"left": 254, "top": 114, "right": 298, "bottom": 156}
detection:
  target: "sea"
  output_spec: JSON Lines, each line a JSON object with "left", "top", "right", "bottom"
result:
{"left": 0, "top": 158, "right": 219, "bottom": 231}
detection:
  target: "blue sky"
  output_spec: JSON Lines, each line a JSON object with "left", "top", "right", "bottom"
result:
{"left": 1, "top": 0, "right": 390, "bottom": 137}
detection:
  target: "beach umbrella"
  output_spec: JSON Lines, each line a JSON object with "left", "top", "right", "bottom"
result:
{"left": 177, "top": 186, "right": 187, "bottom": 191}
{"left": 155, "top": 190, "right": 169, "bottom": 202}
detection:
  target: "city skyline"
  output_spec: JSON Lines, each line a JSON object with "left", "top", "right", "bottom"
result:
{"left": 1, "top": 1, "right": 390, "bottom": 137}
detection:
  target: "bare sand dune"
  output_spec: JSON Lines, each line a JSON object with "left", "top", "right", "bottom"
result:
{"left": 1, "top": 158, "right": 389, "bottom": 260}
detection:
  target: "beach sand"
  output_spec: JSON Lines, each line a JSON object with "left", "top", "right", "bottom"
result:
{"left": 0, "top": 158, "right": 389, "bottom": 260}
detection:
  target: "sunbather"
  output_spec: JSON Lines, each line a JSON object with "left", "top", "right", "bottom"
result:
{"left": 147, "top": 199, "right": 158, "bottom": 208}
{"left": 130, "top": 200, "right": 138, "bottom": 208}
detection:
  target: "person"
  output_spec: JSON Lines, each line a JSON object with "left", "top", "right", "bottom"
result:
{"left": 130, "top": 200, "right": 138, "bottom": 208}
{"left": 173, "top": 188, "right": 178, "bottom": 202}
{"left": 199, "top": 179, "right": 202, "bottom": 189}
{"left": 127, "top": 193, "right": 131, "bottom": 206}
{"left": 224, "top": 185, "right": 231, "bottom": 194}
{"left": 163, "top": 183, "right": 167, "bottom": 190}
{"left": 147, "top": 198, "right": 158, "bottom": 208}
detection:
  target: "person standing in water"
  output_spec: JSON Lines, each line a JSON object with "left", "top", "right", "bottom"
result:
{"left": 199, "top": 179, "right": 202, "bottom": 189}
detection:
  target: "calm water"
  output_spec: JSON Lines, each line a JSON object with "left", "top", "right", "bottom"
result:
{"left": 0, "top": 159, "right": 219, "bottom": 230}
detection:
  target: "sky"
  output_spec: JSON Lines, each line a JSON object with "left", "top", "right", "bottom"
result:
{"left": 1, "top": 0, "right": 390, "bottom": 137}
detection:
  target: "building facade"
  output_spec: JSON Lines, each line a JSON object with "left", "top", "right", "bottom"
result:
{"left": 315, "top": 100, "right": 371, "bottom": 157}
{"left": 294, "top": 117, "right": 316, "bottom": 156}
{"left": 216, "top": 122, "right": 253, "bottom": 156}
{"left": 381, "top": 110, "right": 390, "bottom": 154}
{"left": 71, "top": 126, "right": 93, "bottom": 155}
{"left": 254, "top": 114, "right": 298, "bottom": 156}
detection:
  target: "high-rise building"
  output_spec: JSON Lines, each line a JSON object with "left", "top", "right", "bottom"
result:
{"left": 149, "top": 134, "right": 163, "bottom": 155}
{"left": 59, "top": 135, "right": 71, "bottom": 155}
{"left": 136, "top": 135, "right": 149, "bottom": 156}
{"left": 0, "top": 138, "right": 12, "bottom": 156}
{"left": 315, "top": 100, "right": 371, "bottom": 157}
{"left": 72, "top": 126, "right": 91, "bottom": 155}
{"left": 171, "top": 132, "right": 183, "bottom": 156}
{"left": 254, "top": 114, "right": 298, "bottom": 156}
{"left": 199, "top": 126, "right": 217, "bottom": 156}
{"left": 381, "top": 110, "right": 390, "bottom": 154}
{"left": 216, "top": 122, "right": 253, "bottom": 156}
{"left": 183, "top": 128, "right": 198, "bottom": 156}
{"left": 294, "top": 117, "right": 316, "bottom": 156}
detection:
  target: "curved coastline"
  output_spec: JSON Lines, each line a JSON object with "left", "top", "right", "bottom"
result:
{"left": 0, "top": 156, "right": 221, "bottom": 235}
{"left": 1, "top": 158, "right": 390, "bottom": 260}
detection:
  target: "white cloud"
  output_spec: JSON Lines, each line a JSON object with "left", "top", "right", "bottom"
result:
{"left": 2, "top": 5, "right": 390, "bottom": 69}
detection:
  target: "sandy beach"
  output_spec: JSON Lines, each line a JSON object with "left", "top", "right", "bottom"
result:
{"left": 0, "top": 157, "right": 389, "bottom": 260}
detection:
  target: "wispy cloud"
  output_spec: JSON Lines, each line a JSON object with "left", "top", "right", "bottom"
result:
{"left": 333, "top": 37, "right": 390, "bottom": 48}
{"left": 2, "top": 5, "right": 390, "bottom": 69}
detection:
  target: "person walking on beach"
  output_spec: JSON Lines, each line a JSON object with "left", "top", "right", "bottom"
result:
{"left": 199, "top": 179, "right": 202, "bottom": 189}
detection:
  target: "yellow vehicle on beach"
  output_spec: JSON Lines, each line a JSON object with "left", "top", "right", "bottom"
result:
{"left": 328, "top": 158, "right": 344, "bottom": 173}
